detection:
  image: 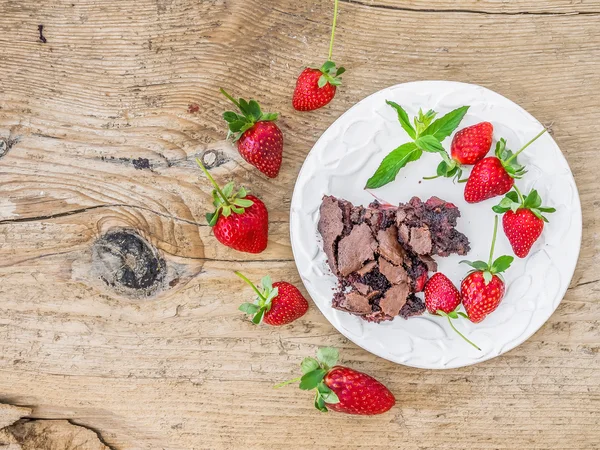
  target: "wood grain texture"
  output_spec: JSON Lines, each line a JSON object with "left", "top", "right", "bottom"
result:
{"left": 0, "top": 0, "right": 599, "bottom": 448}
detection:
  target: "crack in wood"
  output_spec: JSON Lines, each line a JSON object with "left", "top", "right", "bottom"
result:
{"left": 339, "top": 0, "right": 600, "bottom": 16}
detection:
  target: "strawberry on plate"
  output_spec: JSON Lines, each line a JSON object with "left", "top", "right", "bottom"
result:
{"left": 292, "top": 0, "right": 345, "bottom": 111}
{"left": 424, "top": 273, "right": 481, "bottom": 350}
{"left": 276, "top": 347, "right": 395, "bottom": 415}
{"left": 460, "top": 216, "right": 514, "bottom": 323}
{"left": 464, "top": 129, "right": 547, "bottom": 203}
{"left": 220, "top": 88, "right": 283, "bottom": 178}
{"left": 236, "top": 272, "right": 308, "bottom": 326}
{"left": 197, "top": 159, "right": 268, "bottom": 253}
{"left": 493, "top": 186, "right": 556, "bottom": 258}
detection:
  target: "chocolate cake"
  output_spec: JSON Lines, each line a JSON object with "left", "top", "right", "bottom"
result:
{"left": 318, "top": 196, "right": 470, "bottom": 323}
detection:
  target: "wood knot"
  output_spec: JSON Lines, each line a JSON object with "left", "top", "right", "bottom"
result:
{"left": 92, "top": 229, "right": 166, "bottom": 298}
{"left": 201, "top": 149, "right": 228, "bottom": 169}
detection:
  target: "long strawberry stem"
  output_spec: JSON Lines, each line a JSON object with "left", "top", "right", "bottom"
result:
{"left": 446, "top": 316, "right": 481, "bottom": 351}
{"left": 220, "top": 88, "right": 242, "bottom": 110}
{"left": 234, "top": 271, "right": 267, "bottom": 303}
{"left": 513, "top": 184, "right": 524, "bottom": 205}
{"left": 328, "top": 0, "right": 340, "bottom": 61}
{"left": 505, "top": 129, "right": 547, "bottom": 164}
{"left": 273, "top": 376, "right": 303, "bottom": 389}
{"left": 196, "top": 158, "right": 231, "bottom": 206}
{"left": 488, "top": 215, "right": 499, "bottom": 267}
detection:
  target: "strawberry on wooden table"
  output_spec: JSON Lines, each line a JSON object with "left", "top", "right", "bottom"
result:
{"left": 460, "top": 216, "right": 514, "bottom": 323}
{"left": 493, "top": 186, "right": 556, "bottom": 258}
{"left": 236, "top": 272, "right": 308, "bottom": 326}
{"left": 292, "top": 0, "right": 345, "bottom": 111}
{"left": 220, "top": 88, "right": 283, "bottom": 178}
{"left": 276, "top": 347, "right": 395, "bottom": 415}
{"left": 464, "top": 129, "right": 547, "bottom": 203}
{"left": 424, "top": 273, "right": 480, "bottom": 350}
{"left": 197, "top": 159, "right": 269, "bottom": 253}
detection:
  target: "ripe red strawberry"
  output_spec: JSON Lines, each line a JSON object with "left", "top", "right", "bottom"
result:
{"left": 460, "top": 216, "right": 514, "bottom": 323}
{"left": 292, "top": 0, "right": 345, "bottom": 111}
{"left": 451, "top": 122, "right": 493, "bottom": 165}
{"left": 493, "top": 187, "right": 556, "bottom": 258}
{"left": 276, "top": 347, "right": 395, "bottom": 415}
{"left": 425, "top": 273, "right": 481, "bottom": 350}
{"left": 197, "top": 159, "right": 268, "bottom": 253}
{"left": 220, "top": 89, "right": 283, "bottom": 178}
{"left": 464, "top": 129, "right": 547, "bottom": 203}
{"left": 236, "top": 272, "right": 308, "bottom": 326}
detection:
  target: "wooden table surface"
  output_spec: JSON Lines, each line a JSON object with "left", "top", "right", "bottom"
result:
{"left": 1, "top": 1, "right": 599, "bottom": 449}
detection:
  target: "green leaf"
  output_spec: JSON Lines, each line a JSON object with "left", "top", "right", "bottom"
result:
{"left": 238, "top": 98, "right": 251, "bottom": 116}
{"left": 336, "top": 67, "right": 346, "bottom": 76}
{"left": 460, "top": 260, "right": 489, "bottom": 271}
{"left": 491, "top": 255, "right": 514, "bottom": 274}
{"left": 483, "top": 271, "right": 493, "bottom": 285}
{"left": 223, "top": 111, "right": 238, "bottom": 122}
{"left": 524, "top": 190, "right": 542, "bottom": 209}
{"left": 228, "top": 120, "right": 247, "bottom": 133}
{"left": 422, "top": 106, "right": 470, "bottom": 141}
{"left": 318, "top": 384, "right": 340, "bottom": 404}
{"left": 437, "top": 161, "right": 448, "bottom": 177}
{"left": 239, "top": 302, "right": 259, "bottom": 315}
{"left": 492, "top": 205, "right": 509, "bottom": 214}
{"left": 414, "top": 109, "right": 438, "bottom": 135}
{"left": 233, "top": 198, "right": 253, "bottom": 208}
{"left": 231, "top": 206, "right": 244, "bottom": 214}
{"left": 365, "top": 143, "right": 422, "bottom": 189}
{"left": 206, "top": 211, "right": 218, "bottom": 227}
{"left": 248, "top": 100, "right": 262, "bottom": 121}
{"left": 497, "top": 197, "right": 517, "bottom": 209}
{"left": 318, "top": 75, "right": 328, "bottom": 88}
{"left": 538, "top": 207, "right": 556, "bottom": 213}
{"left": 457, "top": 312, "right": 469, "bottom": 319}
{"left": 415, "top": 135, "right": 446, "bottom": 154}
{"left": 237, "top": 187, "right": 248, "bottom": 198}
{"left": 252, "top": 308, "right": 265, "bottom": 325}
{"left": 316, "top": 347, "right": 338, "bottom": 369}
{"left": 222, "top": 181, "right": 235, "bottom": 198}
{"left": 329, "top": 78, "right": 342, "bottom": 87}
{"left": 506, "top": 191, "right": 520, "bottom": 203}
{"left": 321, "top": 60, "right": 336, "bottom": 73}
{"left": 299, "top": 369, "right": 327, "bottom": 390}
{"left": 264, "top": 287, "right": 279, "bottom": 304}
{"left": 261, "top": 275, "right": 273, "bottom": 292}
{"left": 448, "top": 311, "right": 459, "bottom": 319}
{"left": 314, "top": 393, "right": 328, "bottom": 412}
{"left": 260, "top": 112, "right": 279, "bottom": 121}
{"left": 301, "top": 357, "right": 320, "bottom": 374}
{"left": 385, "top": 100, "right": 416, "bottom": 139}
{"left": 495, "top": 139, "right": 509, "bottom": 159}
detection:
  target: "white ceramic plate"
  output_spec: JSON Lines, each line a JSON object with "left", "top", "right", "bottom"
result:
{"left": 290, "top": 81, "right": 582, "bottom": 369}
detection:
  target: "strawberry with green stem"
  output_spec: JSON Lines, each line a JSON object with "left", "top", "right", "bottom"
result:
{"left": 275, "top": 347, "right": 395, "bottom": 415}
{"left": 236, "top": 272, "right": 308, "bottom": 326}
{"left": 197, "top": 159, "right": 269, "bottom": 253}
{"left": 464, "top": 129, "right": 547, "bottom": 203}
{"left": 460, "top": 216, "right": 514, "bottom": 323}
{"left": 365, "top": 103, "right": 470, "bottom": 189}
{"left": 220, "top": 88, "right": 283, "bottom": 178}
{"left": 493, "top": 186, "right": 556, "bottom": 258}
{"left": 292, "top": 0, "right": 345, "bottom": 111}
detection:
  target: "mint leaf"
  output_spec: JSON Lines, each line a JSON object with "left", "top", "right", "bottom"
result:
{"left": 415, "top": 135, "right": 446, "bottom": 154}
{"left": 316, "top": 347, "right": 338, "bottom": 369}
{"left": 365, "top": 142, "right": 421, "bottom": 189}
{"left": 386, "top": 101, "right": 416, "bottom": 139}
{"left": 491, "top": 255, "right": 514, "bottom": 274}
{"left": 301, "top": 357, "right": 320, "bottom": 374}
{"left": 422, "top": 106, "right": 470, "bottom": 142}
{"left": 414, "top": 109, "right": 437, "bottom": 135}
{"left": 299, "top": 369, "right": 327, "bottom": 390}
{"left": 239, "top": 303, "right": 259, "bottom": 315}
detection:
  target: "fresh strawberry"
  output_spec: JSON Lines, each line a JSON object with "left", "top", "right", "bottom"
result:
{"left": 276, "top": 347, "right": 395, "bottom": 415}
{"left": 451, "top": 122, "right": 494, "bottom": 165}
{"left": 425, "top": 273, "right": 480, "bottom": 350}
{"left": 493, "top": 187, "right": 556, "bottom": 258}
{"left": 197, "top": 159, "right": 268, "bottom": 253}
{"left": 292, "top": 0, "right": 345, "bottom": 111}
{"left": 220, "top": 89, "right": 283, "bottom": 178}
{"left": 460, "top": 216, "right": 514, "bottom": 323}
{"left": 236, "top": 272, "right": 308, "bottom": 326}
{"left": 464, "top": 129, "right": 547, "bottom": 203}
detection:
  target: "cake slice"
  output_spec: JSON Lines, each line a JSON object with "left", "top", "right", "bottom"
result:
{"left": 318, "top": 195, "right": 470, "bottom": 323}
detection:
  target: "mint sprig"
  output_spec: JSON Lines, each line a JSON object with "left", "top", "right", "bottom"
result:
{"left": 365, "top": 103, "right": 469, "bottom": 189}
{"left": 220, "top": 88, "right": 278, "bottom": 141}
{"left": 274, "top": 347, "right": 341, "bottom": 412}
{"left": 236, "top": 272, "right": 279, "bottom": 325}
{"left": 492, "top": 185, "right": 556, "bottom": 222}
{"left": 460, "top": 215, "right": 514, "bottom": 285}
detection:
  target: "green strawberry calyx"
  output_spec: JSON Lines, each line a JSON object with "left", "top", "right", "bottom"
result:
{"left": 317, "top": 61, "right": 345, "bottom": 88}
{"left": 273, "top": 347, "right": 341, "bottom": 412}
{"left": 461, "top": 215, "right": 514, "bottom": 285}
{"left": 220, "top": 88, "right": 279, "bottom": 142}
{"left": 235, "top": 272, "right": 279, "bottom": 325}
{"left": 196, "top": 158, "right": 254, "bottom": 227}
{"left": 435, "top": 306, "right": 481, "bottom": 351}
{"left": 492, "top": 185, "right": 556, "bottom": 223}
{"left": 496, "top": 128, "right": 547, "bottom": 180}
